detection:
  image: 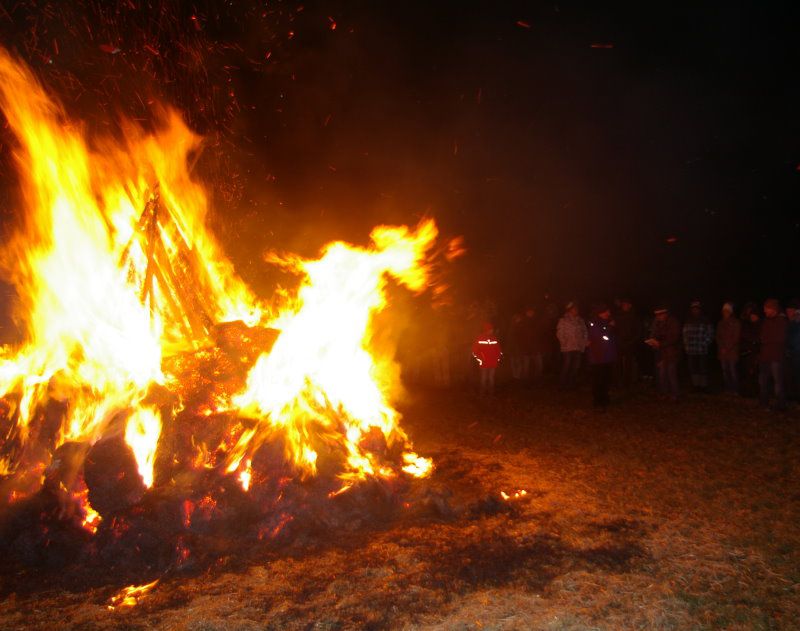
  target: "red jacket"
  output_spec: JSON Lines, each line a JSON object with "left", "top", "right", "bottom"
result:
{"left": 472, "top": 327, "right": 503, "bottom": 369}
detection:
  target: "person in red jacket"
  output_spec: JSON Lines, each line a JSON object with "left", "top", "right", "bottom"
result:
{"left": 472, "top": 322, "right": 503, "bottom": 395}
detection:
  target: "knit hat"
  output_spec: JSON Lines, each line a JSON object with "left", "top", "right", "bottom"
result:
{"left": 690, "top": 299, "right": 702, "bottom": 309}
{"left": 653, "top": 303, "right": 668, "bottom": 315}
{"left": 564, "top": 301, "right": 576, "bottom": 312}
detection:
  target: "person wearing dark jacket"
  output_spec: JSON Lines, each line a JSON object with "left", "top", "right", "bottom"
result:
{"left": 646, "top": 305, "right": 681, "bottom": 401}
{"left": 519, "top": 307, "right": 545, "bottom": 382}
{"left": 587, "top": 305, "right": 617, "bottom": 409}
{"left": 716, "top": 302, "right": 741, "bottom": 394}
{"left": 758, "top": 298, "right": 788, "bottom": 410}
{"left": 739, "top": 302, "right": 761, "bottom": 397}
{"left": 615, "top": 298, "right": 640, "bottom": 387}
{"left": 786, "top": 299, "right": 800, "bottom": 401}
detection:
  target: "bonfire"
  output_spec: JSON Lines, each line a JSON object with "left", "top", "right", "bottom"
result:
{"left": 0, "top": 49, "right": 463, "bottom": 583}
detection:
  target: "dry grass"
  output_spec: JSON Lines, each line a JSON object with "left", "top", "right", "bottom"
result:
{"left": 1, "top": 385, "right": 799, "bottom": 630}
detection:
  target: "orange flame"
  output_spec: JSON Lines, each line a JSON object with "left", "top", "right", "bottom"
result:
{"left": 228, "top": 221, "right": 437, "bottom": 484}
{"left": 0, "top": 48, "right": 258, "bottom": 469}
{"left": 124, "top": 407, "right": 162, "bottom": 488}
{"left": 107, "top": 579, "right": 159, "bottom": 610}
{"left": 0, "top": 49, "right": 441, "bottom": 507}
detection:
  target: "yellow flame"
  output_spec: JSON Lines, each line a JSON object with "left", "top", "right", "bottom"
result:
{"left": 0, "top": 50, "right": 438, "bottom": 504}
{"left": 238, "top": 458, "right": 253, "bottom": 491}
{"left": 124, "top": 407, "right": 162, "bottom": 488}
{"left": 230, "top": 220, "right": 439, "bottom": 481}
{"left": 0, "top": 49, "right": 258, "bottom": 466}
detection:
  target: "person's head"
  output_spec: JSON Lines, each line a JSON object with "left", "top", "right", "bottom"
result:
{"left": 481, "top": 321, "right": 494, "bottom": 335}
{"left": 654, "top": 306, "right": 668, "bottom": 322}
{"left": 787, "top": 299, "right": 800, "bottom": 320}
{"left": 690, "top": 300, "right": 702, "bottom": 317}
{"left": 763, "top": 298, "right": 781, "bottom": 318}
{"left": 620, "top": 299, "right": 632, "bottom": 313}
{"left": 721, "top": 302, "right": 734, "bottom": 318}
{"left": 565, "top": 301, "right": 578, "bottom": 317}
{"left": 524, "top": 306, "right": 535, "bottom": 318}
{"left": 593, "top": 303, "right": 611, "bottom": 321}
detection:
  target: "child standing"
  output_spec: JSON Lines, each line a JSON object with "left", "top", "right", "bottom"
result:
{"left": 472, "top": 322, "right": 503, "bottom": 396}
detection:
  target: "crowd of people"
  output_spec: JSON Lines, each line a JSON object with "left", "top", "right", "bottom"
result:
{"left": 411, "top": 297, "right": 800, "bottom": 412}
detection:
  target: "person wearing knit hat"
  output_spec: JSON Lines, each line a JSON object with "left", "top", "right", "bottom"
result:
{"left": 716, "top": 301, "right": 741, "bottom": 395}
{"left": 758, "top": 298, "right": 787, "bottom": 411}
{"left": 683, "top": 300, "right": 714, "bottom": 393}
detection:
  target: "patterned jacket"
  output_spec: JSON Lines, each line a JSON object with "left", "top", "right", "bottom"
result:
{"left": 683, "top": 317, "right": 714, "bottom": 355}
{"left": 556, "top": 314, "right": 588, "bottom": 353}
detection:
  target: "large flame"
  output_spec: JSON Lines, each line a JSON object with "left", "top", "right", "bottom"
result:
{"left": 229, "top": 222, "right": 437, "bottom": 482}
{"left": 0, "top": 49, "right": 438, "bottom": 508}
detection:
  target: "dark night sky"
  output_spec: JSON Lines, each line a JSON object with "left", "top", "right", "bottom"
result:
{"left": 1, "top": 1, "right": 799, "bottom": 313}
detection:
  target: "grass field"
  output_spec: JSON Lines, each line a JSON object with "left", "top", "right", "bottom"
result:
{"left": 1, "top": 384, "right": 799, "bottom": 630}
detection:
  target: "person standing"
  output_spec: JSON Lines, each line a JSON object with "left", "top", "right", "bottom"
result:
{"left": 556, "top": 301, "right": 588, "bottom": 388}
{"left": 739, "top": 302, "right": 761, "bottom": 397}
{"left": 758, "top": 298, "right": 788, "bottom": 411}
{"left": 682, "top": 300, "right": 714, "bottom": 393}
{"left": 615, "top": 298, "right": 640, "bottom": 387}
{"left": 587, "top": 304, "right": 617, "bottom": 409}
{"left": 716, "top": 302, "right": 741, "bottom": 395}
{"left": 518, "top": 307, "right": 544, "bottom": 383}
{"left": 507, "top": 312, "right": 525, "bottom": 381}
{"left": 646, "top": 305, "right": 681, "bottom": 401}
{"left": 472, "top": 322, "right": 503, "bottom": 396}
{"left": 786, "top": 299, "right": 800, "bottom": 401}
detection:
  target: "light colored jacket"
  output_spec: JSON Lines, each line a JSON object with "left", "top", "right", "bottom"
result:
{"left": 557, "top": 314, "right": 588, "bottom": 352}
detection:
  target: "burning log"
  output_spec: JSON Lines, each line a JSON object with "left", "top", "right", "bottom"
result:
{"left": 84, "top": 437, "right": 146, "bottom": 517}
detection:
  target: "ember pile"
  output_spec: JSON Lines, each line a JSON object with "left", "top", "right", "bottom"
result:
{"left": 0, "top": 49, "right": 460, "bottom": 579}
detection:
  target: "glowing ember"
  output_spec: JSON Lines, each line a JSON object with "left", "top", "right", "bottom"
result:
{"left": 500, "top": 489, "right": 528, "bottom": 501}
{"left": 107, "top": 579, "right": 159, "bottom": 610}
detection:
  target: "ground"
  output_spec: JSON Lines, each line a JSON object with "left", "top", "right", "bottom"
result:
{"left": 1, "top": 384, "right": 799, "bottom": 630}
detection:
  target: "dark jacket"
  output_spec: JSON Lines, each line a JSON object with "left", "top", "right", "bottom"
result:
{"left": 716, "top": 316, "right": 741, "bottom": 361}
{"left": 518, "top": 314, "right": 544, "bottom": 355}
{"left": 740, "top": 318, "right": 760, "bottom": 359}
{"left": 615, "top": 310, "right": 640, "bottom": 354}
{"left": 758, "top": 315, "right": 788, "bottom": 363}
{"left": 651, "top": 315, "right": 681, "bottom": 363}
{"left": 587, "top": 318, "right": 617, "bottom": 365}
{"left": 787, "top": 315, "right": 800, "bottom": 357}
